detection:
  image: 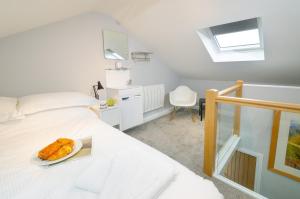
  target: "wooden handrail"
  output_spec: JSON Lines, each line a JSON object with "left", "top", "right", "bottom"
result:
{"left": 218, "top": 84, "right": 240, "bottom": 96}
{"left": 216, "top": 96, "right": 300, "bottom": 113}
{"left": 218, "top": 80, "right": 243, "bottom": 96}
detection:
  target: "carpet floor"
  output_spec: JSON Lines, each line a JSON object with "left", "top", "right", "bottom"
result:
{"left": 126, "top": 110, "right": 255, "bottom": 199}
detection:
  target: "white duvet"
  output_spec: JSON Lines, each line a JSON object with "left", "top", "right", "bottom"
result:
{"left": 0, "top": 107, "right": 223, "bottom": 199}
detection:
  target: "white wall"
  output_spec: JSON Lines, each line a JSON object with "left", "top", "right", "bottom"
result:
{"left": 0, "top": 12, "right": 179, "bottom": 97}
{"left": 180, "top": 78, "right": 234, "bottom": 99}
{"left": 129, "top": 38, "right": 179, "bottom": 94}
{"left": 239, "top": 84, "right": 300, "bottom": 199}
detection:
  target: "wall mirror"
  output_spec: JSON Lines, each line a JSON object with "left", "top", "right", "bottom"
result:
{"left": 103, "top": 30, "right": 129, "bottom": 60}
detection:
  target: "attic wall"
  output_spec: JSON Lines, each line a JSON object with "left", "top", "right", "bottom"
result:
{"left": 180, "top": 77, "right": 300, "bottom": 101}
{"left": 117, "top": 0, "right": 300, "bottom": 85}
{"left": 180, "top": 78, "right": 234, "bottom": 99}
{"left": 0, "top": 12, "right": 179, "bottom": 97}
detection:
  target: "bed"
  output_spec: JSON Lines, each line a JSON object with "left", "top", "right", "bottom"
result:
{"left": 0, "top": 93, "right": 223, "bottom": 199}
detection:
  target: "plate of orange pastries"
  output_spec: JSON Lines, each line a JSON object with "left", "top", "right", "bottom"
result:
{"left": 33, "top": 138, "right": 82, "bottom": 166}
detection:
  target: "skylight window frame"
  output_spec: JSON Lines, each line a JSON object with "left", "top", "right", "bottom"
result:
{"left": 196, "top": 17, "right": 265, "bottom": 62}
{"left": 209, "top": 18, "right": 264, "bottom": 52}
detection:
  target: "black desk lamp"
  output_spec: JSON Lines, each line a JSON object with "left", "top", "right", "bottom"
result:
{"left": 93, "top": 81, "right": 104, "bottom": 99}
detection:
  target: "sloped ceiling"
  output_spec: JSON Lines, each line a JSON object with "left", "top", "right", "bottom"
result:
{"left": 1, "top": 0, "right": 300, "bottom": 85}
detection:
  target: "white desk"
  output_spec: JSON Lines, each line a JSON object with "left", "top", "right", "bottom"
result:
{"left": 106, "top": 86, "right": 143, "bottom": 131}
{"left": 99, "top": 106, "right": 121, "bottom": 129}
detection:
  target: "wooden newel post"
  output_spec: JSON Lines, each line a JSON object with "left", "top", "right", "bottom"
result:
{"left": 203, "top": 89, "right": 218, "bottom": 176}
{"left": 233, "top": 80, "right": 243, "bottom": 136}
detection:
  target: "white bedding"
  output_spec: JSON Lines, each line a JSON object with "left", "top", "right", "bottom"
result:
{"left": 0, "top": 107, "right": 223, "bottom": 199}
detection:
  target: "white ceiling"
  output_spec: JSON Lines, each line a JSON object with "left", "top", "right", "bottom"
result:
{"left": 1, "top": 0, "right": 300, "bottom": 85}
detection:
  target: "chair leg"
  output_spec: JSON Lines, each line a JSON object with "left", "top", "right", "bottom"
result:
{"left": 170, "top": 106, "right": 176, "bottom": 121}
{"left": 200, "top": 103, "right": 203, "bottom": 121}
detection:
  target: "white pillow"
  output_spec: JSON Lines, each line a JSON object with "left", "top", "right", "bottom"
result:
{"left": 18, "top": 92, "right": 99, "bottom": 115}
{"left": 0, "top": 97, "right": 19, "bottom": 123}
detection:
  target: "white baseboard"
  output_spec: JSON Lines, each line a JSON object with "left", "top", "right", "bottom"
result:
{"left": 142, "top": 105, "right": 198, "bottom": 125}
{"left": 143, "top": 107, "right": 173, "bottom": 124}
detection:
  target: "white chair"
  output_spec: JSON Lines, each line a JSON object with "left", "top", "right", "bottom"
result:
{"left": 169, "top": 86, "right": 197, "bottom": 121}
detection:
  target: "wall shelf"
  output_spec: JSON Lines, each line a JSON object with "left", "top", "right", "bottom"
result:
{"left": 131, "top": 51, "right": 152, "bottom": 62}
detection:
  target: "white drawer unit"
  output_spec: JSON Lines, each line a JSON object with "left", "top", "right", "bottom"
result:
{"left": 107, "top": 86, "right": 143, "bottom": 131}
{"left": 99, "top": 106, "right": 121, "bottom": 129}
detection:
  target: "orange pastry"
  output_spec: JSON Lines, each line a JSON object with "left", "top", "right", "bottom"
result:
{"left": 38, "top": 141, "right": 62, "bottom": 160}
{"left": 57, "top": 138, "right": 74, "bottom": 145}
{"left": 38, "top": 138, "right": 74, "bottom": 160}
{"left": 47, "top": 143, "right": 74, "bottom": 161}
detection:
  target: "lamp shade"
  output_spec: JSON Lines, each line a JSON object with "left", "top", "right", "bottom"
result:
{"left": 97, "top": 81, "right": 104, "bottom": 90}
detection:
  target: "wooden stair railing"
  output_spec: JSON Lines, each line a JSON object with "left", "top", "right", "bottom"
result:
{"left": 203, "top": 80, "right": 300, "bottom": 177}
{"left": 203, "top": 80, "right": 243, "bottom": 176}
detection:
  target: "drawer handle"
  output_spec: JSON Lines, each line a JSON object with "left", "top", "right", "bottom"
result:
{"left": 122, "top": 97, "right": 129, "bottom": 101}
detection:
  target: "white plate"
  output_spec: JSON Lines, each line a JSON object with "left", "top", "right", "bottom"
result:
{"left": 32, "top": 140, "right": 83, "bottom": 166}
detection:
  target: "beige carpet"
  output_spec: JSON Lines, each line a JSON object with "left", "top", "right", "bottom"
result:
{"left": 126, "top": 110, "right": 255, "bottom": 199}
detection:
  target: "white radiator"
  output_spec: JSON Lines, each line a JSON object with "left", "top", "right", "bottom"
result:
{"left": 143, "top": 84, "right": 165, "bottom": 113}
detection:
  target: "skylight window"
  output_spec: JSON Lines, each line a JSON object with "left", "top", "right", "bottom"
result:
{"left": 214, "top": 29, "right": 260, "bottom": 50}
{"left": 197, "top": 17, "right": 265, "bottom": 62}
{"left": 210, "top": 18, "right": 261, "bottom": 51}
